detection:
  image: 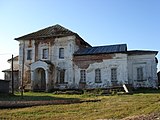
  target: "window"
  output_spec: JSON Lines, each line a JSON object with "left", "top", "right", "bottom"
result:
{"left": 59, "top": 48, "right": 64, "bottom": 59}
{"left": 95, "top": 69, "right": 101, "bottom": 83}
{"left": 137, "top": 67, "right": 143, "bottom": 81}
{"left": 28, "top": 40, "right": 32, "bottom": 47}
{"left": 42, "top": 48, "right": 49, "bottom": 59}
{"left": 27, "top": 50, "right": 32, "bottom": 60}
{"left": 111, "top": 68, "right": 117, "bottom": 82}
{"left": 60, "top": 70, "right": 65, "bottom": 83}
{"left": 57, "top": 69, "right": 65, "bottom": 84}
{"left": 80, "top": 70, "right": 86, "bottom": 82}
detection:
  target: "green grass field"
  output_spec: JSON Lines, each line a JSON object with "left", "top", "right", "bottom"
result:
{"left": 0, "top": 91, "right": 160, "bottom": 120}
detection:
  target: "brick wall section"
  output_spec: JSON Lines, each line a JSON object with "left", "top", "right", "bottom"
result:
{"left": 73, "top": 54, "right": 114, "bottom": 69}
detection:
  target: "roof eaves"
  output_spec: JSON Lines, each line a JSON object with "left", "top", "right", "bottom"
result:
{"left": 127, "top": 50, "right": 158, "bottom": 55}
{"left": 7, "top": 56, "right": 19, "bottom": 62}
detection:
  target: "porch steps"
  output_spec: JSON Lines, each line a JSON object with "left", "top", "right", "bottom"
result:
{"left": 101, "top": 86, "right": 124, "bottom": 95}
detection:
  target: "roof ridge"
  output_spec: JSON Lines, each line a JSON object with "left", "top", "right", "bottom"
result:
{"left": 92, "top": 44, "right": 127, "bottom": 48}
{"left": 15, "top": 24, "right": 76, "bottom": 40}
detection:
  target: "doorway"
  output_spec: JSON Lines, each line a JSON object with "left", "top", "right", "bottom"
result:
{"left": 35, "top": 68, "right": 46, "bottom": 91}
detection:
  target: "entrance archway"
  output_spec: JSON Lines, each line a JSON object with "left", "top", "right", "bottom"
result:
{"left": 30, "top": 60, "right": 53, "bottom": 91}
{"left": 34, "top": 68, "right": 46, "bottom": 91}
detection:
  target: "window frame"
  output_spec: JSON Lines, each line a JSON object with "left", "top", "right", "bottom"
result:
{"left": 60, "top": 69, "right": 65, "bottom": 84}
{"left": 59, "top": 48, "right": 64, "bottom": 59}
{"left": 80, "top": 70, "right": 86, "bottom": 83}
{"left": 27, "top": 49, "right": 32, "bottom": 60}
{"left": 95, "top": 69, "right": 101, "bottom": 83}
{"left": 56, "top": 69, "right": 65, "bottom": 84}
{"left": 137, "top": 67, "right": 143, "bottom": 81}
{"left": 42, "top": 48, "right": 49, "bottom": 59}
{"left": 111, "top": 68, "right": 117, "bottom": 82}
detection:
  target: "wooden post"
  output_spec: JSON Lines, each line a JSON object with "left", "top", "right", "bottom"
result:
{"left": 21, "top": 42, "right": 25, "bottom": 98}
{"left": 11, "top": 54, "right": 14, "bottom": 95}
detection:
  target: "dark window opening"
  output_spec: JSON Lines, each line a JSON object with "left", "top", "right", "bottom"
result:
{"left": 59, "top": 48, "right": 64, "bottom": 59}
{"left": 27, "top": 50, "right": 32, "bottom": 60}
{"left": 42, "top": 48, "right": 49, "bottom": 59}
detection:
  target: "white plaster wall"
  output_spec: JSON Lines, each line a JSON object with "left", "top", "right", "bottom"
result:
{"left": 74, "top": 53, "right": 128, "bottom": 88}
{"left": 37, "top": 40, "right": 50, "bottom": 60}
{"left": 50, "top": 36, "right": 77, "bottom": 88}
{"left": 19, "top": 40, "right": 35, "bottom": 72}
{"left": 18, "top": 40, "right": 24, "bottom": 81}
{"left": 128, "top": 54, "right": 158, "bottom": 88}
{"left": 18, "top": 35, "right": 80, "bottom": 89}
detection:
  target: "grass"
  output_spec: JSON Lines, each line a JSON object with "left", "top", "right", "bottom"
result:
{"left": 0, "top": 90, "right": 160, "bottom": 120}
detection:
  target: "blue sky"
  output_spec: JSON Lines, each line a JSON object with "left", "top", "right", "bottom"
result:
{"left": 0, "top": 0, "right": 160, "bottom": 79}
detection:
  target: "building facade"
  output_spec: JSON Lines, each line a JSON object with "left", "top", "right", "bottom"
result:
{"left": 13, "top": 24, "right": 158, "bottom": 91}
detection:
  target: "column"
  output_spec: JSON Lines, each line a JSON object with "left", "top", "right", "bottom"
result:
{"left": 31, "top": 70, "right": 34, "bottom": 91}
{"left": 45, "top": 69, "right": 49, "bottom": 92}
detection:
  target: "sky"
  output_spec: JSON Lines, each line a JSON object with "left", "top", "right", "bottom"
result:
{"left": 0, "top": 0, "right": 160, "bottom": 79}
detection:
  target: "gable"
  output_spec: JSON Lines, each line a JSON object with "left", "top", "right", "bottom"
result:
{"left": 15, "top": 24, "right": 91, "bottom": 47}
{"left": 15, "top": 24, "right": 75, "bottom": 40}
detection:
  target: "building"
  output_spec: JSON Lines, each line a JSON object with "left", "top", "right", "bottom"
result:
{"left": 2, "top": 56, "right": 19, "bottom": 91}
{"left": 157, "top": 71, "right": 160, "bottom": 87}
{"left": 10, "top": 24, "right": 158, "bottom": 91}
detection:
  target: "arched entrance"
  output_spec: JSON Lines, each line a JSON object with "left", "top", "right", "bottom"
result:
{"left": 30, "top": 61, "right": 50, "bottom": 91}
{"left": 30, "top": 60, "right": 55, "bottom": 91}
{"left": 34, "top": 68, "right": 46, "bottom": 91}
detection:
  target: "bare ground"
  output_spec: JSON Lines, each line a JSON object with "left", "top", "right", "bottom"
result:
{"left": 123, "top": 112, "right": 160, "bottom": 120}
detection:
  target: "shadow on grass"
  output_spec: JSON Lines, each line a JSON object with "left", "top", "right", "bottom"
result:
{"left": 0, "top": 93, "right": 79, "bottom": 101}
{"left": 0, "top": 92, "right": 82, "bottom": 109}
{"left": 133, "top": 88, "right": 160, "bottom": 94}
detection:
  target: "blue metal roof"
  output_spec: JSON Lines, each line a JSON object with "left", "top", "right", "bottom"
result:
{"left": 74, "top": 44, "right": 127, "bottom": 55}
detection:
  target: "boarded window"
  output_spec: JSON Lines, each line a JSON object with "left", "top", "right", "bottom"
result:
{"left": 111, "top": 68, "right": 117, "bottom": 83}
{"left": 95, "top": 69, "right": 101, "bottom": 83}
{"left": 137, "top": 67, "right": 143, "bottom": 80}
{"left": 27, "top": 50, "right": 32, "bottom": 60}
{"left": 80, "top": 70, "right": 86, "bottom": 82}
{"left": 42, "top": 48, "right": 49, "bottom": 59}
{"left": 59, "top": 48, "right": 64, "bottom": 59}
